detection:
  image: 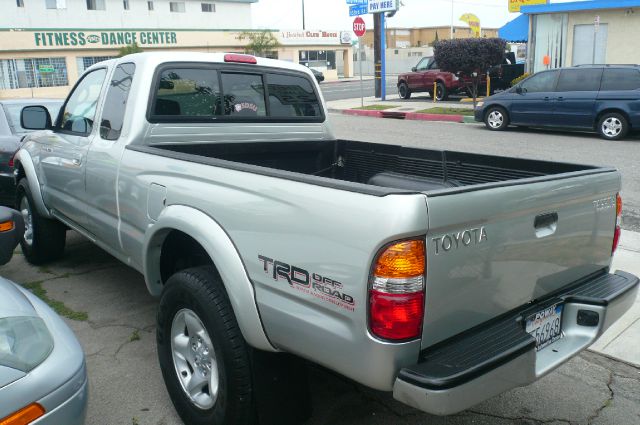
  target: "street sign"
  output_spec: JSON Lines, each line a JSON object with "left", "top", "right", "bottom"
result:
{"left": 368, "top": 0, "right": 398, "bottom": 14}
{"left": 353, "top": 17, "right": 366, "bottom": 37}
{"left": 346, "top": 0, "right": 368, "bottom": 4}
{"left": 38, "top": 64, "right": 54, "bottom": 73}
{"left": 349, "top": 4, "right": 368, "bottom": 16}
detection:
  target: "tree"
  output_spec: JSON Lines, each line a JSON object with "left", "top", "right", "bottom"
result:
{"left": 238, "top": 31, "right": 281, "bottom": 57}
{"left": 430, "top": 31, "right": 439, "bottom": 47}
{"left": 433, "top": 38, "right": 506, "bottom": 106}
{"left": 117, "top": 43, "right": 143, "bottom": 57}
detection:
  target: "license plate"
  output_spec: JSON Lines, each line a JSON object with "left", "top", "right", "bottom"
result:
{"left": 525, "top": 303, "right": 563, "bottom": 351}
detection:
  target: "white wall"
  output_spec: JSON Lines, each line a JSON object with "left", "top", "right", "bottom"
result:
{"left": 5, "top": 0, "right": 254, "bottom": 29}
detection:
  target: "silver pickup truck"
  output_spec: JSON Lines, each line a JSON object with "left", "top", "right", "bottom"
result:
{"left": 15, "top": 52, "right": 639, "bottom": 425}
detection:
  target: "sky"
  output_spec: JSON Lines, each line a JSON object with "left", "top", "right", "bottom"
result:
{"left": 251, "top": 0, "right": 582, "bottom": 31}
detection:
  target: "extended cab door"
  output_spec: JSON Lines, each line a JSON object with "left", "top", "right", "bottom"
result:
{"left": 84, "top": 63, "right": 136, "bottom": 252}
{"left": 510, "top": 69, "right": 559, "bottom": 125}
{"left": 422, "top": 58, "right": 439, "bottom": 92}
{"left": 39, "top": 68, "right": 108, "bottom": 228}
{"left": 553, "top": 68, "right": 603, "bottom": 128}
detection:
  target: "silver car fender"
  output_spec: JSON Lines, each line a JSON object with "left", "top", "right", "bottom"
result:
{"left": 14, "top": 149, "right": 52, "bottom": 218}
{"left": 143, "top": 204, "right": 275, "bottom": 352}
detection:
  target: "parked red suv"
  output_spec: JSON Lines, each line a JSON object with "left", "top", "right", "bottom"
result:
{"left": 397, "top": 57, "right": 472, "bottom": 101}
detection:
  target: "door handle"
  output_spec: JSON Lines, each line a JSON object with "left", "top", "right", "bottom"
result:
{"left": 534, "top": 212, "right": 558, "bottom": 238}
{"left": 44, "top": 146, "right": 53, "bottom": 153}
{"left": 71, "top": 156, "right": 82, "bottom": 166}
{"left": 557, "top": 97, "right": 565, "bottom": 101}
{"left": 544, "top": 97, "right": 551, "bottom": 101}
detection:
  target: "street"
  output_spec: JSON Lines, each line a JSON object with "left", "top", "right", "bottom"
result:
{"left": 320, "top": 78, "right": 402, "bottom": 101}
{"left": 329, "top": 113, "right": 640, "bottom": 232}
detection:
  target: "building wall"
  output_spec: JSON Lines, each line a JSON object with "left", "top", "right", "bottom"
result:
{"left": 565, "top": 9, "right": 640, "bottom": 66}
{"left": 4, "top": 0, "right": 255, "bottom": 30}
{"left": 360, "top": 26, "right": 499, "bottom": 49}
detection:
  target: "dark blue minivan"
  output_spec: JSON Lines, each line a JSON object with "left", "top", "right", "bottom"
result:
{"left": 474, "top": 65, "right": 640, "bottom": 140}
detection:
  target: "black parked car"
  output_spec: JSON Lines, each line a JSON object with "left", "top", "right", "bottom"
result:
{"left": 311, "top": 68, "right": 325, "bottom": 83}
{"left": 475, "top": 65, "right": 640, "bottom": 140}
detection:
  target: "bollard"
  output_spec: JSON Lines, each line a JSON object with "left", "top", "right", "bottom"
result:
{"left": 486, "top": 75, "right": 491, "bottom": 97}
{"left": 433, "top": 81, "right": 437, "bottom": 103}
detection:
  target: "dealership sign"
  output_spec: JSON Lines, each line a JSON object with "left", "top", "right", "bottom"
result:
{"left": 508, "top": 0, "right": 548, "bottom": 13}
{"left": 278, "top": 30, "right": 348, "bottom": 45}
{"left": 33, "top": 30, "right": 178, "bottom": 47}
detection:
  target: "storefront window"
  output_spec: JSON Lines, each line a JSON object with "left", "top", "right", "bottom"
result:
{"left": 298, "top": 50, "right": 337, "bottom": 70}
{"left": 0, "top": 57, "right": 68, "bottom": 90}
{"left": 532, "top": 13, "right": 568, "bottom": 73}
{"left": 77, "top": 56, "right": 116, "bottom": 74}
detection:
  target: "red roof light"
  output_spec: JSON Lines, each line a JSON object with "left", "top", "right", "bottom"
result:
{"left": 224, "top": 54, "right": 257, "bottom": 64}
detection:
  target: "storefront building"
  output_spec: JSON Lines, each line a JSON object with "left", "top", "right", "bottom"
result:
{"left": 1, "top": 0, "right": 353, "bottom": 98}
{"left": 522, "top": 0, "right": 640, "bottom": 73}
{"left": 360, "top": 26, "right": 499, "bottom": 49}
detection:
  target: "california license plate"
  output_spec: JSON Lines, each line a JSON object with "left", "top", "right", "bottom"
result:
{"left": 525, "top": 303, "right": 563, "bottom": 351}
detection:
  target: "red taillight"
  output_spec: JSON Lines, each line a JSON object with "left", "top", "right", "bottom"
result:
{"left": 8, "top": 151, "right": 16, "bottom": 168}
{"left": 369, "top": 239, "right": 425, "bottom": 341}
{"left": 613, "top": 193, "right": 622, "bottom": 254}
{"left": 224, "top": 53, "right": 257, "bottom": 64}
{"left": 370, "top": 291, "right": 424, "bottom": 340}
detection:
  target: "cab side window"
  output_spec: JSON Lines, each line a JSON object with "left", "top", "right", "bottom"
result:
{"left": 100, "top": 63, "right": 136, "bottom": 140}
{"left": 58, "top": 68, "right": 107, "bottom": 135}
{"left": 519, "top": 70, "right": 559, "bottom": 93}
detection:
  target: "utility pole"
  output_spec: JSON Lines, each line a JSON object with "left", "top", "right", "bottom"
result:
{"left": 374, "top": 13, "right": 381, "bottom": 98}
{"left": 302, "top": 0, "right": 306, "bottom": 30}
{"left": 450, "top": 0, "right": 454, "bottom": 39}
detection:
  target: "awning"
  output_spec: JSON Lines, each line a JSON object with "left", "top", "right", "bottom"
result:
{"left": 499, "top": 14, "right": 529, "bottom": 43}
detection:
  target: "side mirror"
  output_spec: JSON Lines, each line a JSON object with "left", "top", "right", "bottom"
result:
{"left": 515, "top": 86, "right": 524, "bottom": 94}
{"left": 0, "top": 207, "right": 24, "bottom": 266}
{"left": 411, "top": 67, "right": 417, "bottom": 72}
{"left": 21, "top": 105, "right": 52, "bottom": 130}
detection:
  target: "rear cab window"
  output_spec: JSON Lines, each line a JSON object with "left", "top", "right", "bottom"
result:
{"left": 149, "top": 63, "right": 323, "bottom": 122}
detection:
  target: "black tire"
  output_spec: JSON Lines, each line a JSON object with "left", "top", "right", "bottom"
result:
{"left": 597, "top": 112, "right": 629, "bottom": 141}
{"left": 398, "top": 82, "right": 411, "bottom": 99}
{"left": 15, "top": 179, "right": 66, "bottom": 265}
{"left": 157, "top": 266, "right": 252, "bottom": 425}
{"left": 435, "top": 81, "right": 448, "bottom": 101}
{"left": 484, "top": 106, "right": 510, "bottom": 131}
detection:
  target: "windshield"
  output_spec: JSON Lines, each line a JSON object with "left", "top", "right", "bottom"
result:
{"left": 3, "top": 102, "right": 63, "bottom": 135}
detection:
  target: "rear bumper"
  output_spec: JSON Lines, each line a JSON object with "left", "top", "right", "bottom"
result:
{"left": 393, "top": 270, "right": 639, "bottom": 415}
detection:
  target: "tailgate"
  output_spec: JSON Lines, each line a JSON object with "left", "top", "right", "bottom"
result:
{"left": 421, "top": 171, "right": 619, "bottom": 348}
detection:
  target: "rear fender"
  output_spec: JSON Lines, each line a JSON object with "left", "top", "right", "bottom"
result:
{"left": 143, "top": 204, "right": 275, "bottom": 352}
{"left": 14, "top": 149, "right": 52, "bottom": 218}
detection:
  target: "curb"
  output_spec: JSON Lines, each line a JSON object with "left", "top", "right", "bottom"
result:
{"left": 340, "top": 109, "right": 479, "bottom": 124}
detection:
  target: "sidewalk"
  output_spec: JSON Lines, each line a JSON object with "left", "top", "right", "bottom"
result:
{"left": 590, "top": 230, "right": 640, "bottom": 366}
{"left": 326, "top": 95, "right": 477, "bottom": 123}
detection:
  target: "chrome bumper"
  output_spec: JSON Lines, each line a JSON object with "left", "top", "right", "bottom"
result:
{"left": 393, "top": 270, "right": 639, "bottom": 415}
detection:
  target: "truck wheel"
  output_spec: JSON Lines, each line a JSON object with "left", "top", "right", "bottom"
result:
{"left": 157, "top": 266, "right": 252, "bottom": 425}
{"left": 15, "top": 179, "right": 66, "bottom": 265}
{"left": 398, "top": 82, "right": 411, "bottom": 99}
{"left": 597, "top": 112, "right": 628, "bottom": 140}
{"left": 484, "top": 106, "right": 510, "bottom": 131}
{"left": 435, "top": 81, "right": 448, "bottom": 101}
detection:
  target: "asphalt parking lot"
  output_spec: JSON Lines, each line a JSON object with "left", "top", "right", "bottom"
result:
{"left": 2, "top": 233, "right": 640, "bottom": 425}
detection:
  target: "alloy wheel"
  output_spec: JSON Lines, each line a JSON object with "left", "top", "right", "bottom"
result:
{"left": 487, "top": 110, "right": 504, "bottom": 129}
{"left": 602, "top": 117, "right": 623, "bottom": 138}
{"left": 171, "top": 308, "right": 219, "bottom": 410}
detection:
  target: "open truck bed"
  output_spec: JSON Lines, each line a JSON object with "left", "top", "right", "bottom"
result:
{"left": 133, "top": 139, "right": 611, "bottom": 195}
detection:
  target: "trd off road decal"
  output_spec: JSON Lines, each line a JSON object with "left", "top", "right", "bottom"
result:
{"left": 258, "top": 255, "right": 355, "bottom": 311}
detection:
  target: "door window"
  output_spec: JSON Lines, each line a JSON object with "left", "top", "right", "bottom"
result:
{"left": 100, "top": 63, "right": 135, "bottom": 140}
{"left": 556, "top": 68, "right": 603, "bottom": 92}
{"left": 58, "top": 68, "right": 107, "bottom": 135}
{"left": 601, "top": 68, "right": 640, "bottom": 91}
{"left": 428, "top": 59, "right": 439, "bottom": 70}
{"left": 519, "top": 70, "right": 559, "bottom": 93}
{"left": 416, "top": 58, "right": 429, "bottom": 71}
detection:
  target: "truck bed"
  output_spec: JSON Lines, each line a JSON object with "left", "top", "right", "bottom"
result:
{"left": 139, "top": 140, "right": 609, "bottom": 195}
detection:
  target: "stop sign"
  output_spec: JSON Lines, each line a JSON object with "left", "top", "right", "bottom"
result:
{"left": 353, "top": 17, "right": 366, "bottom": 37}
